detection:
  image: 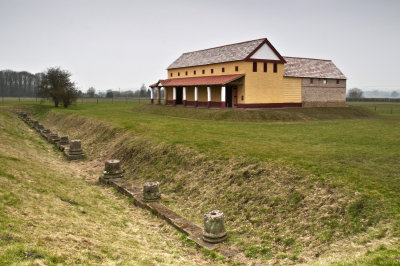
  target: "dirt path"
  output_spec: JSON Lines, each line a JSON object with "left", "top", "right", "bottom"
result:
{"left": 0, "top": 110, "right": 220, "bottom": 265}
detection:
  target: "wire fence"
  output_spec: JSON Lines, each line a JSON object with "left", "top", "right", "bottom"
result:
{"left": 0, "top": 97, "right": 151, "bottom": 105}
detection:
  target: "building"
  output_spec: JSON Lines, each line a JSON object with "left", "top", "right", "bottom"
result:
{"left": 149, "top": 38, "right": 346, "bottom": 108}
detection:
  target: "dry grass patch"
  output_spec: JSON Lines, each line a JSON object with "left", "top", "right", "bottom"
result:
{"left": 30, "top": 109, "right": 400, "bottom": 264}
{"left": 0, "top": 109, "right": 219, "bottom": 265}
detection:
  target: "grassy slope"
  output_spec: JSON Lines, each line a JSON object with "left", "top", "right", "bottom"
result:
{"left": 0, "top": 108, "right": 217, "bottom": 265}
{"left": 8, "top": 102, "right": 400, "bottom": 264}
{"left": 34, "top": 104, "right": 400, "bottom": 215}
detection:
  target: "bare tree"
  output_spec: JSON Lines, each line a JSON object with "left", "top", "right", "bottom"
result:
{"left": 347, "top": 88, "right": 364, "bottom": 98}
{"left": 37, "top": 67, "right": 78, "bottom": 108}
{"left": 87, "top": 87, "right": 96, "bottom": 98}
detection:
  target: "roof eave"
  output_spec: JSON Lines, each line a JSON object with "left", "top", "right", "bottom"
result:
{"left": 284, "top": 75, "right": 347, "bottom": 80}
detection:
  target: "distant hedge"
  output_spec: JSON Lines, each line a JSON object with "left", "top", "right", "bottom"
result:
{"left": 346, "top": 98, "right": 400, "bottom": 102}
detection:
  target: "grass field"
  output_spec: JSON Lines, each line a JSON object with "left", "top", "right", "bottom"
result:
{"left": 2, "top": 100, "right": 400, "bottom": 264}
{"left": 0, "top": 109, "right": 217, "bottom": 265}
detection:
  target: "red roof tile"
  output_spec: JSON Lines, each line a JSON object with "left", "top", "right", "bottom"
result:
{"left": 150, "top": 74, "right": 244, "bottom": 87}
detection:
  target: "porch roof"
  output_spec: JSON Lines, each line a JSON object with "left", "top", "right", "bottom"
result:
{"left": 150, "top": 74, "right": 244, "bottom": 87}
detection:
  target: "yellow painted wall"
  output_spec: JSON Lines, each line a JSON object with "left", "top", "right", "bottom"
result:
{"left": 167, "top": 61, "right": 301, "bottom": 104}
{"left": 283, "top": 77, "right": 302, "bottom": 102}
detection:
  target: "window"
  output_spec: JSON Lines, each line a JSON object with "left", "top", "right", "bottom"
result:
{"left": 273, "top": 63, "right": 277, "bottom": 73}
{"left": 211, "top": 69, "right": 214, "bottom": 74}
{"left": 336, "top": 79, "right": 340, "bottom": 84}
{"left": 194, "top": 70, "right": 196, "bottom": 75}
{"left": 202, "top": 69, "right": 205, "bottom": 74}
{"left": 263, "top": 62, "right": 267, "bottom": 72}
{"left": 170, "top": 73, "right": 173, "bottom": 77}
{"left": 310, "top": 78, "right": 313, "bottom": 84}
{"left": 178, "top": 72, "right": 180, "bottom": 76}
{"left": 222, "top": 67, "right": 225, "bottom": 73}
{"left": 323, "top": 79, "right": 327, "bottom": 85}
{"left": 235, "top": 66, "right": 239, "bottom": 71}
{"left": 253, "top": 62, "right": 257, "bottom": 72}
{"left": 185, "top": 71, "right": 188, "bottom": 76}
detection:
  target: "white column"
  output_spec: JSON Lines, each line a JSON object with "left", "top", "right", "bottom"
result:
{"left": 150, "top": 87, "right": 154, "bottom": 100}
{"left": 207, "top": 86, "right": 211, "bottom": 102}
{"left": 173, "top": 87, "right": 176, "bottom": 100}
{"left": 183, "top": 87, "right": 186, "bottom": 101}
{"left": 221, "top": 86, "right": 226, "bottom": 102}
{"left": 194, "top": 87, "right": 198, "bottom": 101}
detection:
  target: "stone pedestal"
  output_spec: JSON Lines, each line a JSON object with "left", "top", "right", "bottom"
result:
{"left": 49, "top": 133, "right": 60, "bottom": 144}
{"left": 37, "top": 124, "right": 44, "bottom": 133}
{"left": 102, "top": 159, "right": 123, "bottom": 179}
{"left": 20, "top": 113, "right": 27, "bottom": 120}
{"left": 57, "top": 136, "right": 69, "bottom": 151}
{"left": 32, "top": 120, "right": 39, "bottom": 129}
{"left": 143, "top": 182, "right": 161, "bottom": 202}
{"left": 41, "top": 129, "right": 51, "bottom": 139}
{"left": 65, "top": 140, "right": 84, "bottom": 160}
{"left": 202, "top": 210, "right": 227, "bottom": 243}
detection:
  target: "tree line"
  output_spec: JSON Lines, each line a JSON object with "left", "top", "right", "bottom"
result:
{"left": 347, "top": 88, "right": 399, "bottom": 98}
{"left": 0, "top": 70, "right": 43, "bottom": 97}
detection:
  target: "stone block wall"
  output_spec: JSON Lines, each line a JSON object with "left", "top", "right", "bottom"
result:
{"left": 302, "top": 78, "right": 346, "bottom": 107}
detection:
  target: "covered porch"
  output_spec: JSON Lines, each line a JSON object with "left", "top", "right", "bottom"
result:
{"left": 149, "top": 74, "right": 244, "bottom": 108}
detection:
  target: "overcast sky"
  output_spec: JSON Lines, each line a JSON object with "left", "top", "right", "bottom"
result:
{"left": 1, "top": 0, "right": 399, "bottom": 92}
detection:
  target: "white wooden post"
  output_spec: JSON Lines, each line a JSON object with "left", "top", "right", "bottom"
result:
{"left": 207, "top": 86, "right": 211, "bottom": 108}
{"left": 194, "top": 86, "right": 198, "bottom": 107}
{"left": 221, "top": 86, "right": 226, "bottom": 108}
{"left": 183, "top": 87, "right": 187, "bottom": 106}
{"left": 162, "top": 87, "right": 167, "bottom": 105}
{"left": 150, "top": 87, "right": 154, "bottom": 104}
{"left": 173, "top": 87, "right": 176, "bottom": 106}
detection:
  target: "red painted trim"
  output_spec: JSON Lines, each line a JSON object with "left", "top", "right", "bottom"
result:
{"left": 237, "top": 103, "right": 302, "bottom": 108}
{"left": 244, "top": 39, "right": 286, "bottom": 64}
{"left": 221, "top": 102, "right": 226, "bottom": 108}
{"left": 183, "top": 100, "right": 187, "bottom": 106}
{"left": 185, "top": 101, "right": 221, "bottom": 108}
{"left": 158, "top": 74, "right": 245, "bottom": 87}
{"left": 151, "top": 99, "right": 154, "bottom": 104}
{"left": 173, "top": 100, "right": 176, "bottom": 106}
{"left": 246, "top": 58, "right": 284, "bottom": 63}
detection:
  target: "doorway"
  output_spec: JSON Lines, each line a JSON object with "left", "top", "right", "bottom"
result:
{"left": 176, "top": 87, "right": 183, "bottom": 104}
{"left": 226, "top": 87, "right": 232, "bottom": 107}
{"left": 226, "top": 86, "right": 238, "bottom": 108}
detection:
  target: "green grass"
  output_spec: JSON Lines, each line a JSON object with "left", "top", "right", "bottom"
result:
{"left": 0, "top": 107, "right": 216, "bottom": 265}
{"left": 349, "top": 102, "right": 400, "bottom": 116}
{"left": 5, "top": 100, "right": 400, "bottom": 264}
{"left": 28, "top": 103, "right": 400, "bottom": 215}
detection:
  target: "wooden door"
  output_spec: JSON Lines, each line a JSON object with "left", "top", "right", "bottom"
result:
{"left": 232, "top": 87, "right": 238, "bottom": 107}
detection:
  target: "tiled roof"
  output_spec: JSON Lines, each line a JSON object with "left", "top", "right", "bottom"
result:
{"left": 167, "top": 39, "right": 266, "bottom": 70}
{"left": 150, "top": 74, "right": 244, "bottom": 87}
{"left": 283, "top": 56, "right": 346, "bottom": 79}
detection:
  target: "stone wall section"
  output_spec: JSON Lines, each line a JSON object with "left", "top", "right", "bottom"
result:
{"left": 302, "top": 78, "right": 346, "bottom": 107}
